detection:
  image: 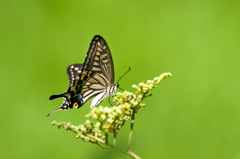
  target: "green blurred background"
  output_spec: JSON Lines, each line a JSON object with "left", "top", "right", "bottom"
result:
{"left": 1, "top": 0, "right": 240, "bottom": 158}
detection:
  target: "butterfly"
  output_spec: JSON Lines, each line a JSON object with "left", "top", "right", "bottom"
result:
{"left": 47, "top": 35, "right": 130, "bottom": 116}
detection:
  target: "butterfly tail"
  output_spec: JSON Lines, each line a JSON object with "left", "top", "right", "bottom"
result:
{"left": 49, "top": 92, "right": 69, "bottom": 100}
{"left": 46, "top": 99, "right": 70, "bottom": 117}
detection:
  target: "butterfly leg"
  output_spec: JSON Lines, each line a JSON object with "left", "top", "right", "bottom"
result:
{"left": 108, "top": 96, "right": 113, "bottom": 106}
{"left": 112, "top": 95, "right": 116, "bottom": 105}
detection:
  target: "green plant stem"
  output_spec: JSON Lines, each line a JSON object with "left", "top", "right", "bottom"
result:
{"left": 127, "top": 92, "right": 147, "bottom": 149}
{"left": 113, "top": 130, "right": 118, "bottom": 146}
{"left": 124, "top": 149, "right": 141, "bottom": 159}
{"left": 105, "top": 133, "right": 109, "bottom": 145}
{"left": 86, "top": 134, "right": 105, "bottom": 143}
{"left": 108, "top": 145, "right": 140, "bottom": 159}
{"left": 127, "top": 107, "right": 136, "bottom": 149}
{"left": 97, "top": 142, "right": 111, "bottom": 149}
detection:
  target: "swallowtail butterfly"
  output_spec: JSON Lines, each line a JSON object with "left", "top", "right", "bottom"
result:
{"left": 47, "top": 35, "right": 129, "bottom": 116}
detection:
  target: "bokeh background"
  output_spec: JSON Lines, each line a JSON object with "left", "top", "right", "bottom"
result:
{"left": 1, "top": 0, "right": 240, "bottom": 159}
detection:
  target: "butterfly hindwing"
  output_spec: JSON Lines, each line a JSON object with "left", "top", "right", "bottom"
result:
{"left": 67, "top": 64, "right": 83, "bottom": 87}
{"left": 79, "top": 73, "right": 109, "bottom": 104}
{"left": 49, "top": 64, "right": 83, "bottom": 101}
{"left": 47, "top": 64, "right": 84, "bottom": 116}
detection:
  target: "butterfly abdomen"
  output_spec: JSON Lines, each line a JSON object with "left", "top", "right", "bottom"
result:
{"left": 106, "top": 84, "right": 118, "bottom": 97}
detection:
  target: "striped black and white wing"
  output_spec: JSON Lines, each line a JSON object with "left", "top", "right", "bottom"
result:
{"left": 79, "top": 35, "right": 115, "bottom": 108}
{"left": 70, "top": 35, "right": 115, "bottom": 109}
{"left": 79, "top": 73, "right": 110, "bottom": 108}
{"left": 81, "top": 35, "right": 115, "bottom": 84}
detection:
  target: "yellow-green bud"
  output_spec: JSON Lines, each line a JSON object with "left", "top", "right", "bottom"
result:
{"left": 80, "top": 127, "right": 86, "bottom": 132}
{"left": 130, "top": 100, "right": 138, "bottom": 106}
{"left": 107, "top": 118, "right": 113, "bottom": 123}
{"left": 142, "top": 87, "right": 148, "bottom": 92}
{"left": 51, "top": 120, "right": 57, "bottom": 125}
{"left": 100, "top": 114, "right": 106, "bottom": 120}
{"left": 85, "top": 120, "right": 91, "bottom": 125}
{"left": 85, "top": 137, "right": 90, "bottom": 142}
{"left": 92, "top": 113, "right": 98, "bottom": 119}
{"left": 95, "top": 122, "right": 101, "bottom": 128}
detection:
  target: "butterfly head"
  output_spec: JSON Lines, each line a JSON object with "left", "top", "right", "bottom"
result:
{"left": 116, "top": 83, "right": 119, "bottom": 88}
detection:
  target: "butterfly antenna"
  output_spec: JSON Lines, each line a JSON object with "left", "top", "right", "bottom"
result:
{"left": 118, "top": 87, "right": 125, "bottom": 91}
{"left": 117, "top": 67, "right": 131, "bottom": 84}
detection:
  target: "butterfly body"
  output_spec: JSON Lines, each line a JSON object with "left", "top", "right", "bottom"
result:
{"left": 47, "top": 35, "right": 119, "bottom": 116}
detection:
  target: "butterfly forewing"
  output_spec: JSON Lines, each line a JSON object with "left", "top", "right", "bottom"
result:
{"left": 81, "top": 35, "right": 115, "bottom": 83}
